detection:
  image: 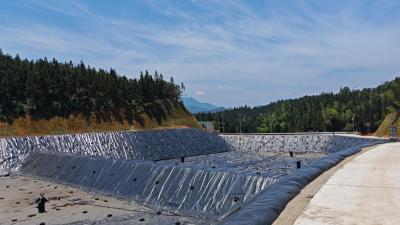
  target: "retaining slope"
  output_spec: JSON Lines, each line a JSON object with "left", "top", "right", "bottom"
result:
{"left": 21, "top": 152, "right": 276, "bottom": 221}
{"left": 0, "top": 128, "right": 229, "bottom": 175}
{"left": 221, "top": 134, "right": 384, "bottom": 153}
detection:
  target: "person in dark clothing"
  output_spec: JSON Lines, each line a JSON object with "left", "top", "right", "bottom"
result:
{"left": 35, "top": 193, "right": 48, "bottom": 213}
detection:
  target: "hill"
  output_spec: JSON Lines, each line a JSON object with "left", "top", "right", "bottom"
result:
{"left": 375, "top": 112, "right": 400, "bottom": 137}
{"left": 0, "top": 51, "right": 200, "bottom": 136}
{"left": 196, "top": 77, "right": 400, "bottom": 134}
{"left": 182, "top": 97, "right": 225, "bottom": 113}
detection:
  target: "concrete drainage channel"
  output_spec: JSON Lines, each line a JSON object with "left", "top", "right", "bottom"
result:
{"left": 0, "top": 129, "right": 387, "bottom": 224}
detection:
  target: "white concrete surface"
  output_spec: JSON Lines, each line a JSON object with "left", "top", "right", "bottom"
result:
{"left": 295, "top": 142, "right": 400, "bottom": 225}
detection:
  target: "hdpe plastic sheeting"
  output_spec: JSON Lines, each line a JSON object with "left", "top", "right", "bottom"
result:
{"left": 220, "top": 140, "right": 386, "bottom": 225}
{"left": 14, "top": 131, "right": 387, "bottom": 224}
{"left": 0, "top": 128, "right": 229, "bottom": 175}
{"left": 221, "top": 134, "right": 384, "bottom": 153}
{"left": 21, "top": 152, "right": 276, "bottom": 221}
{"left": 158, "top": 151, "right": 326, "bottom": 179}
{"left": 221, "top": 134, "right": 331, "bottom": 153}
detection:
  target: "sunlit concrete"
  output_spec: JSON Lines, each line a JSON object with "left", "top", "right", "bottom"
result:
{"left": 295, "top": 142, "right": 400, "bottom": 225}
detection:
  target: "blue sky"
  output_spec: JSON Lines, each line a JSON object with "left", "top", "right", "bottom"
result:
{"left": 0, "top": 0, "right": 399, "bottom": 107}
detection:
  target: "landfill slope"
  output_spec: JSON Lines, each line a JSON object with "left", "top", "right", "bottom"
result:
{"left": 21, "top": 152, "right": 275, "bottom": 221}
{"left": 1, "top": 129, "right": 387, "bottom": 224}
{"left": 0, "top": 128, "right": 229, "bottom": 175}
{"left": 221, "top": 134, "right": 384, "bottom": 153}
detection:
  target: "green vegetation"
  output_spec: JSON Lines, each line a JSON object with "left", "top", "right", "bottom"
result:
{"left": 375, "top": 112, "right": 400, "bottom": 137}
{"left": 0, "top": 50, "right": 200, "bottom": 136}
{"left": 197, "top": 77, "right": 400, "bottom": 134}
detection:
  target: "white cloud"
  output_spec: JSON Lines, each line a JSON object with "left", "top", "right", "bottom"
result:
{"left": 0, "top": 0, "right": 399, "bottom": 107}
{"left": 217, "top": 85, "right": 233, "bottom": 89}
{"left": 195, "top": 91, "right": 206, "bottom": 96}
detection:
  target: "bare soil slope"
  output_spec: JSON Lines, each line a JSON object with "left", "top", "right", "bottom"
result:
{"left": 375, "top": 112, "right": 399, "bottom": 137}
{"left": 0, "top": 105, "right": 201, "bottom": 137}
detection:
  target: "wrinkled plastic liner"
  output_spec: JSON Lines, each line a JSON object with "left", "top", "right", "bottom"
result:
{"left": 0, "top": 128, "right": 229, "bottom": 175}
{"left": 1, "top": 129, "right": 387, "bottom": 224}
{"left": 67, "top": 213, "right": 211, "bottom": 225}
{"left": 220, "top": 141, "right": 386, "bottom": 225}
{"left": 157, "top": 151, "right": 327, "bottom": 178}
{"left": 221, "top": 134, "right": 383, "bottom": 153}
{"left": 21, "top": 152, "right": 276, "bottom": 221}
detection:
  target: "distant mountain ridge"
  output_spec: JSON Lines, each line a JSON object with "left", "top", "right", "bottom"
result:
{"left": 182, "top": 97, "right": 225, "bottom": 113}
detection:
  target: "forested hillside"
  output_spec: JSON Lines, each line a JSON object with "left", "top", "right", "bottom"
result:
{"left": 196, "top": 77, "right": 400, "bottom": 134}
{"left": 0, "top": 50, "right": 200, "bottom": 136}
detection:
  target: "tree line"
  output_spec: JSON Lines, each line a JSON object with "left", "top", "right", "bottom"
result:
{"left": 196, "top": 77, "right": 400, "bottom": 134}
{"left": 0, "top": 50, "right": 185, "bottom": 124}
